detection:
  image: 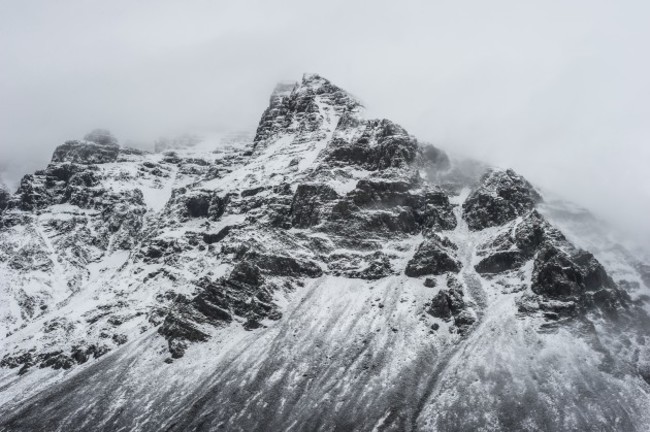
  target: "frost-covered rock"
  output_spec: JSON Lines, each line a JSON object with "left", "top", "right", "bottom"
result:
{"left": 51, "top": 140, "right": 119, "bottom": 164}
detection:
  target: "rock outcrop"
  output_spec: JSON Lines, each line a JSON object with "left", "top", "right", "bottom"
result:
{"left": 463, "top": 168, "right": 542, "bottom": 231}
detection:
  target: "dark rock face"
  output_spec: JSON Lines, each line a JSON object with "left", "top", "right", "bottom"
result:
{"left": 316, "top": 178, "right": 456, "bottom": 240}
{"left": 463, "top": 169, "right": 542, "bottom": 231}
{"left": 158, "top": 251, "right": 322, "bottom": 358}
{"left": 249, "top": 253, "right": 323, "bottom": 278}
{"left": 533, "top": 246, "right": 585, "bottom": 298}
{"left": 326, "top": 119, "right": 420, "bottom": 171}
{"left": 290, "top": 184, "right": 339, "bottom": 228}
{"left": 349, "top": 179, "right": 456, "bottom": 231}
{"left": 51, "top": 140, "right": 119, "bottom": 164}
{"left": 405, "top": 236, "right": 460, "bottom": 277}
{"left": 527, "top": 245, "right": 628, "bottom": 318}
{"left": 475, "top": 211, "right": 565, "bottom": 275}
{"left": 475, "top": 251, "right": 525, "bottom": 274}
{"left": 169, "top": 188, "right": 229, "bottom": 221}
{"left": 254, "top": 74, "right": 361, "bottom": 152}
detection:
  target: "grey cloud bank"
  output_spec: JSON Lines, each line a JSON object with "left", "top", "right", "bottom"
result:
{"left": 1, "top": 0, "right": 648, "bottom": 243}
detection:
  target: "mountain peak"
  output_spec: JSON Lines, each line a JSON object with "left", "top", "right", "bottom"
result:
{"left": 2, "top": 73, "right": 650, "bottom": 432}
{"left": 252, "top": 73, "right": 362, "bottom": 153}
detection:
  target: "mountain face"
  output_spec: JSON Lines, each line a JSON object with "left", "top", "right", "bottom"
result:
{"left": 1, "top": 74, "right": 650, "bottom": 432}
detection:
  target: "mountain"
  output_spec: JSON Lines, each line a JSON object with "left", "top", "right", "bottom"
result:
{"left": 1, "top": 74, "right": 650, "bottom": 432}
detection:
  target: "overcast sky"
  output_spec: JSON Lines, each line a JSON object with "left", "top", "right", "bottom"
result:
{"left": 1, "top": 0, "right": 649, "bottom": 242}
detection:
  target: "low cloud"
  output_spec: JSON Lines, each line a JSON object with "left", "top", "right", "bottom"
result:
{"left": 1, "top": 0, "right": 648, "bottom": 242}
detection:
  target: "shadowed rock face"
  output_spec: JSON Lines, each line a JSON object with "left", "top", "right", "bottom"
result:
{"left": 1, "top": 74, "right": 650, "bottom": 432}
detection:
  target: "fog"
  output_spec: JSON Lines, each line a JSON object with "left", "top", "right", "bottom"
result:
{"left": 1, "top": 0, "right": 649, "bottom": 243}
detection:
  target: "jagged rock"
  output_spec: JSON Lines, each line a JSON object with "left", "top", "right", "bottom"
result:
{"left": 453, "top": 309, "right": 477, "bottom": 331}
{"left": 228, "top": 261, "right": 265, "bottom": 287}
{"left": 156, "top": 251, "right": 321, "bottom": 358}
{"left": 405, "top": 236, "right": 460, "bottom": 277}
{"left": 533, "top": 246, "right": 591, "bottom": 299}
{"left": 348, "top": 178, "right": 456, "bottom": 230}
{"left": 169, "top": 188, "right": 229, "bottom": 221}
{"left": 254, "top": 74, "right": 361, "bottom": 153}
{"left": 326, "top": 119, "right": 421, "bottom": 170}
{"left": 325, "top": 179, "right": 456, "bottom": 236}
{"left": 529, "top": 245, "right": 628, "bottom": 317}
{"left": 251, "top": 253, "right": 323, "bottom": 278}
{"left": 475, "top": 251, "right": 525, "bottom": 274}
{"left": 463, "top": 169, "right": 542, "bottom": 231}
{"left": 326, "top": 251, "right": 394, "bottom": 279}
{"left": 291, "top": 184, "right": 339, "bottom": 228}
{"left": 475, "top": 210, "right": 565, "bottom": 274}
{"left": 51, "top": 140, "right": 119, "bottom": 164}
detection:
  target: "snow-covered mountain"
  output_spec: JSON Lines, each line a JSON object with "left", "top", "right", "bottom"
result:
{"left": 1, "top": 74, "right": 650, "bottom": 432}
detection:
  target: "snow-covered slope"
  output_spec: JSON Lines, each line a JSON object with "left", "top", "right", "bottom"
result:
{"left": 1, "top": 74, "right": 650, "bottom": 432}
